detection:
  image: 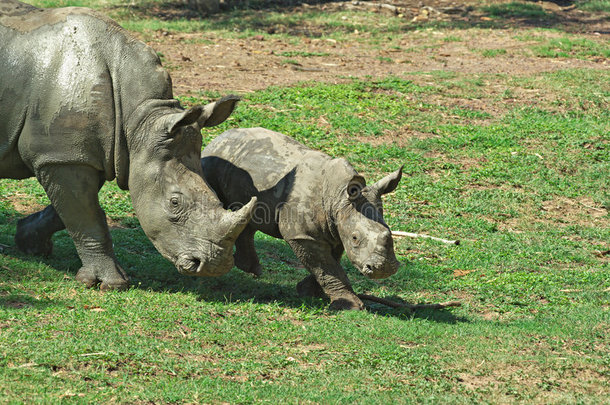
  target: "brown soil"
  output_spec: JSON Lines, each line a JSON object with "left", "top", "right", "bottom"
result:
{"left": 143, "top": 0, "right": 609, "bottom": 97}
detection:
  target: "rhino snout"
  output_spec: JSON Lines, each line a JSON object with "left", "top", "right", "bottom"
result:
{"left": 175, "top": 242, "right": 234, "bottom": 277}
{"left": 360, "top": 255, "right": 400, "bottom": 280}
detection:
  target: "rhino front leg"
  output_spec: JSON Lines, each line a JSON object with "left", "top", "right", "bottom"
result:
{"left": 288, "top": 239, "right": 363, "bottom": 311}
{"left": 15, "top": 205, "right": 65, "bottom": 256}
{"left": 37, "top": 165, "right": 129, "bottom": 290}
{"left": 233, "top": 225, "right": 262, "bottom": 276}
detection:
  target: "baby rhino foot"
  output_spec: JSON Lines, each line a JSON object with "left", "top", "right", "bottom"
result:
{"left": 297, "top": 275, "right": 363, "bottom": 310}
{"left": 15, "top": 219, "right": 54, "bottom": 257}
{"left": 234, "top": 254, "right": 262, "bottom": 277}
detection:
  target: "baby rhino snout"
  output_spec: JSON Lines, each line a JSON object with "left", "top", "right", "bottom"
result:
{"left": 361, "top": 255, "right": 400, "bottom": 279}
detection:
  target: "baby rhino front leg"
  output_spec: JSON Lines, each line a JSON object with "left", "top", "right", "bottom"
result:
{"left": 288, "top": 239, "right": 363, "bottom": 310}
{"left": 233, "top": 226, "right": 262, "bottom": 277}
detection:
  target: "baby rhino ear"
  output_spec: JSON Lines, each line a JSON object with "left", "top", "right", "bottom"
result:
{"left": 370, "top": 165, "right": 403, "bottom": 196}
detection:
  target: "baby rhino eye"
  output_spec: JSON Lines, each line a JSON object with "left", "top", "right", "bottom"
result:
{"left": 168, "top": 193, "right": 185, "bottom": 212}
{"left": 350, "top": 232, "right": 361, "bottom": 247}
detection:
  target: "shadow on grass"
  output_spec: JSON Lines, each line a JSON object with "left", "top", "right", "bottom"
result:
{"left": 111, "top": 0, "right": 609, "bottom": 35}
{"left": 1, "top": 211, "right": 465, "bottom": 323}
{"left": 0, "top": 293, "right": 60, "bottom": 311}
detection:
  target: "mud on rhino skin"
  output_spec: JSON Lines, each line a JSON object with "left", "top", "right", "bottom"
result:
{"left": 201, "top": 127, "right": 403, "bottom": 310}
{"left": 0, "top": 0, "right": 257, "bottom": 289}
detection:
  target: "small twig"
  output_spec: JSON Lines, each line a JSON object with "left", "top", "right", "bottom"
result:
{"left": 351, "top": 1, "right": 400, "bottom": 13}
{"left": 391, "top": 231, "right": 460, "bottom": 245}
{"left": 358, "top": 294, "right": 461, "bottom": 310}
{"left": 580, "top": 202, "right": 606, "bottom": 213}
{"left": 595, "top": 250, "right": 610, "bottom": 257}
{"left": 290, "top": 66, "right": 326, "bottom": 72}
{"left": 410, "top": 301, "right": 462, "bottom": 310}
{"left": 79, "top": 352, "right": 107, "bottom": 357}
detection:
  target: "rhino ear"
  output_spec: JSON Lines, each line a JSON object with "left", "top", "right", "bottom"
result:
{"left": 370, "top": 165, "right": 403, "bottom": 196}
{"left": 167, "top": 106, "right": 204, "bottom": 135}
{"left": 198, "top": 94, "right": 240, "bottom": 128}
{"left": 347, "top": 175, "right": 366, "bottom": 201}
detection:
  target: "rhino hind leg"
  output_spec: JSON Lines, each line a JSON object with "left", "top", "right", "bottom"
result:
{"left": 36, "top": 165, "right": 129, "bottom": 290}
{"left": 233, "top": 226, "right": 262, "bottom": 277}
{"left": 288, "top": 239, "right": 364, "bottom": 311}
{"left": 15, "top": 205, "right": 65, "bottom": 256}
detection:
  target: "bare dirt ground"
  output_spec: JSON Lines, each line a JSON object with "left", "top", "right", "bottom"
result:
{"left": 143, "top": 0, "right": 609, "bottom": 96}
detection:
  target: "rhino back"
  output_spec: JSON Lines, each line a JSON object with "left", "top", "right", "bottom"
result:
{"left": 203, "top": 128, "right": 338, "bottom": 240}
{"left": 0, "top": 0, "right": 172, "bottom": 181}
{"left": 203, "top": 128, "right": 331, "bottom": 189}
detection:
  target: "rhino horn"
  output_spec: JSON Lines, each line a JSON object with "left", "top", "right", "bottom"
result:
{"left": 220, "top": 196, "right": 257, "bottom": 240}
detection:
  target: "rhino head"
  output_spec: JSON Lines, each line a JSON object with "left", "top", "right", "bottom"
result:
{"left": 127, "top": 96, "right": 255, "bottom": 276}
{"left": 329, "top": 160, "right": 403, "bottom": 279}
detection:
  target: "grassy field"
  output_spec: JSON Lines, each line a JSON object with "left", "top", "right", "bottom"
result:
{"left": 1, "top": 0, "right": 609, "bottom": 403}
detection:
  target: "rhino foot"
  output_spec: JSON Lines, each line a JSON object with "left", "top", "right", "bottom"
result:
{"left": 75, "top": 264, "right": 130, "bottom": 291}
{"left": 329, "top": 296, "right": 365, "bottom": 311}
{"left": 296, "top": 274, "right": 325, "bottom": 298}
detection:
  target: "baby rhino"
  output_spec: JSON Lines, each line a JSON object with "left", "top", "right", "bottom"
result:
{"left": 201, "top": 128, "right": 402, "bottom": 310}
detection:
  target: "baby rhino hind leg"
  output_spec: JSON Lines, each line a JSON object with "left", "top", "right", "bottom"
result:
{"left": 15, "top": 205, "right": 65, "bottom": 256}
{"left": 234, "top": 226, "right": 262, "bottom": 277}
{"left": 296, "top": 274, "right": 325, "bottom": 298}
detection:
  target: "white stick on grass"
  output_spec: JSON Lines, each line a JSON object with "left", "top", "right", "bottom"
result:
{"left": 391, "top": 230, "right": 460, "bottom": 245}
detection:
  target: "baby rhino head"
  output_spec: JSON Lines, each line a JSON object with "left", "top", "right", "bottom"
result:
{"left": 332, "top": 161, "right": 403, "bottom": 279}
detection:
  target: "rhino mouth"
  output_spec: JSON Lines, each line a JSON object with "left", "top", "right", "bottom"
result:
{"left": 175, "top": 242, "right": 233, "bottom": 277}
{"left": 360, "top": 255, "right": 400, "bottom": 280}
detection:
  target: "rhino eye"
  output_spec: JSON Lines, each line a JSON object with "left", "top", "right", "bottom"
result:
{"left": 168, "top": 193, "right": 185, "bottom": 214}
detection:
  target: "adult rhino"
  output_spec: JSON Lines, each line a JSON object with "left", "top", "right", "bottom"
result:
{"left": 0, "top": 0, "right": 256, "bottom": 289}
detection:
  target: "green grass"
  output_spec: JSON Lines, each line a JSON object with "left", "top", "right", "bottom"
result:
{"left": 2, "top": 1, "right": 610, "bottom": 403}
{"left": 281, "top": 58, "right": 300, "bottom": 65}
{"left": 482, "top": 2, "right": 553, "bottom": 19}
{"left": 4, "top": 70, "right": 608, "bottom": 402}
{"left": 276, "top": 51, "right": 331, "bottom": 58}
{"left": 481, "top": 48, "right": 507, "bottom": 57}
{"left": 577, "top": 0, "right": 610, "bottom": 12}
{"left": 533, "top": 37, "right": 610, "bottom": 59}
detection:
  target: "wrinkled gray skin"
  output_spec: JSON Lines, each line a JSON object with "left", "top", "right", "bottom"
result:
{"left": 202, "top": 128, "right": 402, "bottom": 310}
{"left": 0, "top": 0, "right": 257, "bottom": 289}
